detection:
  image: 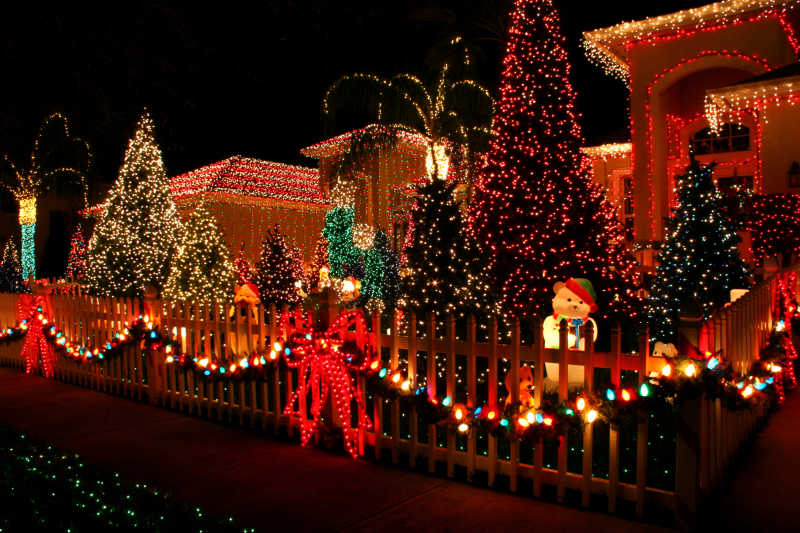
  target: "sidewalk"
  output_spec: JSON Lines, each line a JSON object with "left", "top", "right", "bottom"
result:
{"left": 701, "top": 388, "right": 800, "bottom": 532}
{"left": 0, "top": 368, "right": 669, "bottom": 532}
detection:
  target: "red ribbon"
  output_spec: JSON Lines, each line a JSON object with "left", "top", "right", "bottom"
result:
{"left": 18, "top": 294, "right": 55, "bottom": 378}
{"left": 281, "top": 308, "right": 375, "bottom": 458}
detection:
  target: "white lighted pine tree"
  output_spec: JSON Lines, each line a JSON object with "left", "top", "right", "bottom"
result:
{"left": 648, "top": 157, "right": 749, "bottom": 342}
{"left": 0, "top": 238, "right": 23, "bottom": 293}
{"left": 85, "top": 111, "right": 182, "bottom": 296}
{"left": 163, "top": 202, "right": 235, "bottom": 302}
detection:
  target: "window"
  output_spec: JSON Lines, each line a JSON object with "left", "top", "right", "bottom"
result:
{"left": 690, "top": 124, "right": 750, "bottom": 155}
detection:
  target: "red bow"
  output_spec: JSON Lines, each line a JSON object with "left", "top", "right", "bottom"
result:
{"left": 18, "top": 294, "right": 55, "bottom": 377}
{"left": 280, "top": 308, "right": 375, "bottom": 458}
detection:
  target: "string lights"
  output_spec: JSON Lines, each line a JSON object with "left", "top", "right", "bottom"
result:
{"left": 253, "top": 225, "right": 302, "bottom": 308}
{"left": 163, "top": 202, "right": 236, "bottom": 303}
{"left": 747, "top": 194, "right": 800, "bottom": 266}
{"left": 171, "top": 156, "right": 330, "bottom": 263}
{"left": 582, "top": 0, "right": 799, "bottom": 82}
{"left": 321, "top": 36, "right": 493, "bottom": 183}
{"left": 1, "top": 113, "right": 91, "bottom": 280}
{"left": 403, "top": 178, "right": 497, "bottom": 318}
{"left": 705, "top": 75, "right": 800, "bottom": 133}
{"left": 64, "top": 224, "right": 87, "bottom": 282}
{"left": 648, "top": 157, "right": 750, "bottom": 343}
{"left": 0, "top": 238, "right": 23, "bottom": 293}
{"left": 469, "top": 0, "right": 641, "bottom": 320}
{"left": 580, "top": 142, "right": 632, "bottom": 162}
{"left": 85, "top": 111, "right": 182, "bottom": 297}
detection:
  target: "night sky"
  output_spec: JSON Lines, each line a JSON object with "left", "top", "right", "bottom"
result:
{"left": 1, "top": 0, "right": 710, "bottom": 203}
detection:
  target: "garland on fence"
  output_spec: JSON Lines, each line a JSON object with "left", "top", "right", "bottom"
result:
{"left": 13, "top": 306, "right": 792, "bottom": 455}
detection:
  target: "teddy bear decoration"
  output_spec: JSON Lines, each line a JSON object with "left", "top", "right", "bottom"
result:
{"left": 504, "top": 364, "right": 535, "bottom": 408}
{"left": 542, "top": 278, "right": 599, "bottom": 350}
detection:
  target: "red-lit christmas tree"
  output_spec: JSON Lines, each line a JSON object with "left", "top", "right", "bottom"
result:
{"left": 65, "top": 225, "right": 87, "bottom": 281}
{"left": 469, "top": 0, "right": 640, "bottom": 320}
{"left": 233, "top": 243, "right": 254, "bottom": 285}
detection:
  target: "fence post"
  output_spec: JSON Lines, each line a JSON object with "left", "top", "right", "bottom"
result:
{"left": 636, "top": 327, "right": 649, "bottom": 518}
{"left": 675, "top": 396, "right": 701, "bottom": 530}
{"left": 143, "top": 287, "right": 164, "bottom": 406}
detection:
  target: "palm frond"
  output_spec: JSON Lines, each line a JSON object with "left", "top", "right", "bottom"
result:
{"left": 322, "top": 74, "right": 391, "bottom": 133}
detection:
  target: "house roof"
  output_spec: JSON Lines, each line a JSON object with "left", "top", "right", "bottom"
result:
{"left": 704, "top": 63, "right": 800, "bottom": 130}
{"left": 300, "top": 126, "right": 430, "bottom": 159}
{"left": 583, "top": 0, "right": 798, "bottom": 81}
{"left": 170, "top": 156, "right": 329, "bottom": 208}
{"left": 581, "top": 142, "right": 633, "bottom": 161}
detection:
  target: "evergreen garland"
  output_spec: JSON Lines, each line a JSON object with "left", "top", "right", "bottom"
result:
{"left": 648, "top": 158, "right": 750, "bottom": 342}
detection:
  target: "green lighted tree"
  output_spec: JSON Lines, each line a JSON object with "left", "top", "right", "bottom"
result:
{"left": 648, "top": 157, "right": 750, "bottom": 342}
{"left": 163, "top": 203, "right": 235, "bottom": 302}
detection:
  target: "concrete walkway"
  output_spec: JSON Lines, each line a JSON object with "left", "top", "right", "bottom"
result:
{"left": 0, "top": 368, "right": 670, "bottom": 533}
{"left": 701, "top": 389, "right": 800, "bottom": 533}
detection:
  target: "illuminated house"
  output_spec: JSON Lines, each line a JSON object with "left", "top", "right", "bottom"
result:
{"left": 300, "top": 127, "right": 441, "bottom": 249}
{"left": 583, "top": 0, "right": 800, "bottom": 265}
{"left": 170, "top": 156, "right": 330, "bottom": 262}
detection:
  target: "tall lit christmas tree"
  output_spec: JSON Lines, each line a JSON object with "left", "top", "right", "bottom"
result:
{"left": 254, "top": 225, "right": 301, "bottom": 308}
{"left": 85, "top": 112, "right": 182, "bottom": 297}
{"left": 0, "top": 238, "right": 23, "bottom": 293}
{"left": 404, "top": 179, "right": 496, "bottom": 318}
{"left": 469, "top": 0, "right": 640, "bottom": 320}
{"left": 163, "top": 203, "right": 235, "bottom": 302}
{"left": 648, "top": 158, "right": 749, "bottom": 342}
{"left": 64, "top": 224, "right": 87, "bottom": 281}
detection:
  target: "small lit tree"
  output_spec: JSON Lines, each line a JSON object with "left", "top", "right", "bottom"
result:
{"left": 0, "top": 238, "right": 23, "bottom": 293}
{"left": 64, "top": 224, "right": 87, "bottom": 281}
{"left": 163, "top": 203, "right": 235, "bottom": 302}
{"left": 233, "top": 243, "right": 254, "bottom": 285}
{"left": 254, "top": 225, "right": 301, "bottom": 308}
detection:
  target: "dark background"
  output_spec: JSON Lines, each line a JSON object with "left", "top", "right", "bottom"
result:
{"left": 0, "top": 0, "right": 710, "bottom": 203}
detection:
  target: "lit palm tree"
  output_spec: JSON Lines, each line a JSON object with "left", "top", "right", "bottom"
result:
{"left": 0, "top": 113, "right": 91, "bottom": 280}
{"left": 322, "top": 37, "right": 494, "bottom": 188}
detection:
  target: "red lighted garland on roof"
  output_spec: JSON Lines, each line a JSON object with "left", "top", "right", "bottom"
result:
{"left": 171, "top": 156, "right": 329, "bottom": 206}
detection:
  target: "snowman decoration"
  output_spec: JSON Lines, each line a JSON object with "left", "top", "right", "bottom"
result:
{"left": 542, "top": 278, "right": 599, "bottom": 350}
